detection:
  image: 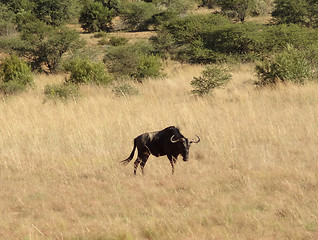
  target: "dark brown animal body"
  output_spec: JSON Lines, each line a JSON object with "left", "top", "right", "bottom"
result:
{"left": 121, "top": 126, "right": 200, "bottom": 175}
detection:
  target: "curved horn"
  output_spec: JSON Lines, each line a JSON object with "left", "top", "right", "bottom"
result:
{"left": 170, "top": 135, "right": 182, "bottom": 143}
{"left": 190, "top": 135, "right": 200, "bottom": 144}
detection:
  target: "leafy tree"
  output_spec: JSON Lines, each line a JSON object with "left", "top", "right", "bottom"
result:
{"left": 272, "top": 0, "right": 309, "bottom": 25}
{"left": 0, "top": 55, "right": 33, "bottom": 95}
{"left": 191, "top": 65, "right": 231, "bottom": 96}
{"left": 217, "top": 0, "right": 255, "bottom": 22}
{"left": 255, "top": 45, "right": 313, "bottom": 85}
{"left": 32, "top": 0, "right": 77, "bottom": 26}
{"left": 96, "top": 0, "right": 121, "bottom": 14}
{"left": 121, "top": 1, "right": 158, "bottom": 31}
{"left": 64, "top": 58, "right": 111, "bottom": 85}
{"left": 104, "top": 41, "right": 162, "bottom": 81}
{"left": 1, "top": 0, "right": 79, "bottom": 26}
{"left": 18, "top": 21, "right": 82, "bottom": 73}
{"left": 79, "top": 1, "right": 114, "bottom": 32}
{"left": 200, "top": 0, "right": 217, "bottom": 8}
{"left": 0, "top": 0, "right": 34, "bottom": 14}
{"left": 0, "top": 3, "right": 16, "bottom": 36}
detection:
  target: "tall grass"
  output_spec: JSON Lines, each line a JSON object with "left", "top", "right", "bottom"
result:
{"left": 0, "top": 63, "right": 317, "bottom": 239}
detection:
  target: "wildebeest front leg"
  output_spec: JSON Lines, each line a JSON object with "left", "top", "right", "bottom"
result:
{"left": 168, "top": 155, "right": 176, "bottom": 175}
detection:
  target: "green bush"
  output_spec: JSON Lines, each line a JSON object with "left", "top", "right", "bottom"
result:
{"left": 217, "top": 0, "right": 256, "bottom": 22}
{"left": 104, "top": 41, "right": 162, "bottom": 81}
{"left": 121, "top": 1, "right": 158, "bottom": 31}
{"left": 112, "top": 83, "right": 139, "bottom": 97}
{"left": 153, "top": 13, "right": 231, "bottom": 63}
{"left": 255, "top": 45, "right": 313, "bottom": 86}
{"left": 44, "top": 83, "right": 79, "bottom": 101}
{"left": 64, "top": 58, "right": 111, "bottom": 85}
{"left": 0, "top": 3, "right": 16, "bottom": 36}
{"left": 0, "top": 81, "right": 27, "bottom": 95}
{"left": 17, "top": 22, "right": 83, "bottom": 73}
{"left": 202, "top": 23, "right": 265, "bottom": 61}
{"left": 154, "top": 14, "right": 318, "bottom": 63}
{"left": 79, "top": 1, "right": 114, "bottom": 32}
{"left": 108, "top": 36, "right": 128, "bottom": 46}
{"left": 191, "top": 65, "right": 231, "bottom": 96}
{"left": 272, "top": 0, "right": 309, "bottom": 25}
{"left": 262, "top": 24, "right": 318, "bottom": 53}
{"left": 0, "top": 55, "right": 33, "bottom": 95}
{"left": 133, "top": 54, "right": 162, "bottom": 80}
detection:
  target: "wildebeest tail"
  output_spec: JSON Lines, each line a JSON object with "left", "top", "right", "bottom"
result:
{"left": 120, "top": 138, "right": 137, "bottom": 165}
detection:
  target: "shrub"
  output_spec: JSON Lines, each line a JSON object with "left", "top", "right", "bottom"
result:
{"left": 152, "top": 14, "right": 236, "bottom": 63}
{"left": 79, "top": 1, "right": 114, "bottom": 32}
{"left": 0, "top": 4, "right": 16, "bottom": 36}
{"left": 154, "top": 15, "right": 318, "bottom": 63}
{"left": 272, "top": 0, "right": 309, "bottom": 25}
{"left": 98, "top": 38, "right": 108, "bottom": 45}
{"left": 93, "top": 31, "right": 108, "bottom": 38}
{"left": 0, "top": 55, "right": 33, "bottom": 95}
{"left": 18, "top": 22, "right": 82, "bottom": 73}
{"left": 108, "top": 36, "right": 128, "bottom": 46}
{"left": 104, "top": 41, "right": 162, "bottom": 81}
{"left": 0, "top": 81, "right": 27, "bottom": 95}
{"left": 64, "top": 58, "right": 111, "bottom": 85}
{"left": 191, "top": 65, "right": 231, "bottom": 96}
{"left": 262, "top": 24, "right": 317, "bottom": 53}
{"left": 255, "top": 45, "right": 313, "bottom": 86}
{"left": 217, "top": 0, "right": 256, "bottom": 22}
{"left": 112, "top": 83, "right": 139, "bottom": 97}
{"left": 121, "top": 1, "right": 158, "bottom": 31}
{"left": 44, "top": 83, "right": 79, "bottom": 101}
{"left": 133, "top": 54, "right": 162, "bottom": 81}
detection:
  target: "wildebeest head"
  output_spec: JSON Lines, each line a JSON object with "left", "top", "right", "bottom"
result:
{"left": 170, "top": 135, "right": 200, "bottom": 162}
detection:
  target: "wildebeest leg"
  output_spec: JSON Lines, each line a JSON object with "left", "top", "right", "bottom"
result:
{"left": 168, "top": 155, "right": 175, "bottom": 175}
{"left": 134, "top": 158, "right": 141, "bottom": 175}
{"left": 140, "top": 147, "right": 151, "bottom": 175}
{"left": 140, "top": 154, "right": 149, "bottom": 175}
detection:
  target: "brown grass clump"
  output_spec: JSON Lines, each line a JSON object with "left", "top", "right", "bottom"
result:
{"left": 0, "top": 63, "right": 317, "bottom": 239}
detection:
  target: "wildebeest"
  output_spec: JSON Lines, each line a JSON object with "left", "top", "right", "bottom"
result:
{"left": 120, "top": 126, "right": 200, "bottom": 175}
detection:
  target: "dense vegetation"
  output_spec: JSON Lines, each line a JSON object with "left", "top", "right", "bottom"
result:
{"left": 0, "top": 0, "right": 317, "bottom": 96}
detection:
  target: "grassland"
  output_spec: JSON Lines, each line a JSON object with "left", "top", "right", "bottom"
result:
{"left": 0, "top": 62, "right": 318, "bottom": 239}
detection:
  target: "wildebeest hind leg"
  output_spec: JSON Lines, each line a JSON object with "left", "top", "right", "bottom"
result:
{"left": 140, "top": 154, "right": 149, "bottom": 175}
{"left": 134, "top": 158, "right": 141, "bottom": 175}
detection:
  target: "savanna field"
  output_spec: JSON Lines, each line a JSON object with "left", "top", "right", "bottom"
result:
{"left": 0, "top": 62, "right": 318, "bottom": 239}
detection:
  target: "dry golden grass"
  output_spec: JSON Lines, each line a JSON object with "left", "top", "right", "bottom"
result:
{"left": 0, "top": 63, "right": 318, "bottom": 239}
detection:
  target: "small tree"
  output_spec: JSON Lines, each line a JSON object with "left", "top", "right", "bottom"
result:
{"left": 32, "top": 0, "right": 73, "bottom": 26}
{"left": 79, "top": 1, "right": 114, "bottom": 32}
{"left": 104, "top": 42, "right": 162, "bottom": 81}
{"left": 64, "top": 58, "right": 111, "bottom": 85}
{"left": 217, "top": 0, "right": 255, "bottom": 22}
{"left": 191, "top": 65, "right": 231, "bottom": 96}
{"left": 0, "top": 55, "right": 33, "bottom": 95}
{"left": 272, "top": 0, "right": 309, "bottom": 25}
{"left": 0, "top": 4, "right": 16, "bottom": 36}
{"left": 18, "top": 21, "right": 82, "bottom": 73}
{"left": 255, "top": 45, "right": 313, "bottom": 86}
{"left": 121, "top": 1, "right": 158, "bottom": 31}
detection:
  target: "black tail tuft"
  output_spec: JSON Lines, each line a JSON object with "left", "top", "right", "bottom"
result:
{"left": 120, "top": 138, "right": 137, "bottom": 166}
{"left": 120, "top": 157, "right": 132, "bottom": 166}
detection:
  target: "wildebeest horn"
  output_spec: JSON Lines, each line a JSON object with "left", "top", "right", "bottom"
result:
{"left": 190, "top": 135, "right": 200, "bottom": 144}
{"left": 170, "top": 135, "right": 182, "bottom": 143}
